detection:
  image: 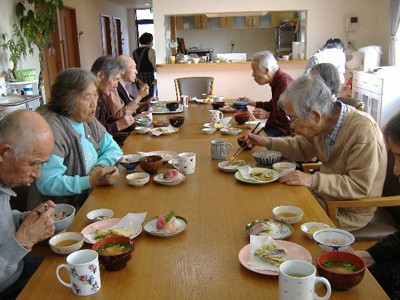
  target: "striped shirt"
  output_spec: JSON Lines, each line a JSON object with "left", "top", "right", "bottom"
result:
{"left": 325, "top": 101, "right": 348, "bottom": 156}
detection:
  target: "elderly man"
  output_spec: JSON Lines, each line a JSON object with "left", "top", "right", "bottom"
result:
{"left": 0, "top": 110, "right": 55, "bottom": 299}
{"left": 247, "top": 75, "right": 386, "bottom": 231}
{"left": 105, "top": 55, "right": 150, "bottom": 119}
{"left": 240, "top": 50, "right": 293, "bottom": 137}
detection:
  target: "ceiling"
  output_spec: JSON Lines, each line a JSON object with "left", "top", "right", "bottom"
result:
{"left": 105, "top": 0, "right": 152, "bottom": 9}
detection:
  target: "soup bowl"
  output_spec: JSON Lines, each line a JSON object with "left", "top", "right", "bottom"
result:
{"left": 211, "top": 102, "right": 225, "bottom": 110}
{"left": 119, "top": 154, "right": 142, "bottom": 171}
{"left": 313, "top": 228, "right": 355, "bottom": 252}
{"left": 139, "top": 155, "right": 163, "bottom": 174}
{"left": 166, "top": 102, "right": 179, "bottom": 111}
{"left": 272, "top": 205, "right": 304, "bottom": 224}
{"left": 92, "top": 236, "right": 135, "bottom": 271}
{"left": 54, "top": 204, "right": 75, "bottom": 233}
{"left": 234, "top": 112, "right": 250, "bottom": 124}
{"left": 169, "top": 116, "right": 185, "bottom": 127}
{"left": 232, "top": 101, "right": 248, "bottom": 110}
{"left": 49, "top": 232, "right": 84, "bottom": 255}
{"left": 317, "top": 251, "right": 366, "bottom": 290}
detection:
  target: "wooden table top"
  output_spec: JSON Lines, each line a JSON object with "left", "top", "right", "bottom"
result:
{"left": 18, "top": 102, "right": 388, "bottom": 299}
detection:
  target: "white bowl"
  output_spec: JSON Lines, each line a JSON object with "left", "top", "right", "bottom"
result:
{"left": 126, "top": 172, "right": 150, "bottom": 187}
{"left": 300, "top": 222, "right": 330, "bottom": 239}
{"left": 202, "top": 128, "right": 216, "bottom": 135}
{"left": 86, "top": 208, "right": 114, "bottom": 222}
{"left": 49, "top": 232, "right": 84, "bottom": 255}
{"left": 213, "top": 96, "right": 224, "bottom": 102}
{"left": 54, "top": 204, "right": 75, "bottom": 233}
{"left": 244, "top": 120, "right": 259, "bottom": 129}
{"left": 313, "top": 228, "right": 355, "bottom": 252}
{"left": 272, "top": 162, "right": 296, "bottom": 173}
{"left": 135, "top": 126, "right": 150, "bottom": 134}
{"left": 272, "top": 205, "right": 304, "bottom": 224}
{"left": 192, "top": 57, "right": 200, "bottom": 64}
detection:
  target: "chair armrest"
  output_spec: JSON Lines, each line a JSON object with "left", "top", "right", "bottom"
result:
{"left": 301, "top": 162, "right": 322, "bottom": 174}
{"left": 326, "top": 195, "right": 400, "bottom": 226}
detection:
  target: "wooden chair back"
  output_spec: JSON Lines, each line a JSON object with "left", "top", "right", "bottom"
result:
{"left": 174, "top": 77, "right": 214, "bottom": 101}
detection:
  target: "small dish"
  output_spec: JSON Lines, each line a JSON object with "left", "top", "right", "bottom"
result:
{"left": 245, "top": 219, "right": 293, "bottom": 240}
{"left": 143, "top": 216, "right": 187, "bottom": 237}
{"left": 202, "top": 128, "right": 217, "bottom": 135}
{"left": 219, "top": 105, "right": 236, "bottom": 113}
{"left": 126, "top": 172, "right": 150, "bottom": 187}
{"left": 87, "top": 208, "right": 114, "bottom": 222}
{"left": 203, "top": 122, "right": 228, "bottom": 129}
{"left": 154, "top": 172, "right": 185, "bottom": 186}
{"left": 218, "top": 160, "right": 247, "bottom": 173}
{"left": 234, "top": 168, "right": 279, "bottom": 184}
{"left": 149, "top": 126, "right": 179, "bottom": 136}
{"left": 272, "top": 205, "right": 304, "bottom": 224}
{"left": 300, "top": 222, "right": 330, "bottom": 239}
{"left": 135, "top": 126, "right": 150, "bottom": 134}
{"left": 220, "top": 127, "right": 242, "bottom": 135}
{"left": 272, "top": 162, "right": 296, "bottom": 173}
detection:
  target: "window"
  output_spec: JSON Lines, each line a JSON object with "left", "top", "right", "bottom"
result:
{"left": 136, "top": 9, "right": 154, "bottom": 47}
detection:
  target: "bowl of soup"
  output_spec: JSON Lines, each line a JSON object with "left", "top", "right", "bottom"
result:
{"left": 313, "top": 228, "right": 355, "bottom": 252}
{"left": 272, "top": 205, "right": 304, "bottom": 224}
{"left": 317, "top": 251, "right": 366, "bottom": 290}
{"left": 92, "top": 236, "right": 135, "bottom": 271}
{"left": 49, "top": 232, "right": 84, "bottom": 255}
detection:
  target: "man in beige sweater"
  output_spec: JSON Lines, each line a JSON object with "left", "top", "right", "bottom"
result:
{"left": 247, "top": 75, "right": 386, "bottom": 231}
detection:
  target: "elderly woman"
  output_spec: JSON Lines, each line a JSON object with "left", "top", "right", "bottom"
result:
{"left": 91, "top": 56, "right": 136, "bottom": 134}
{"left": 310, "top": 63, "right": 341, "bottom": 96}
{"left": 246, "top": 74, "right": 386, "bottom": 231}
{"left": 27, "top": 68, "right": 123, "bottom": 210}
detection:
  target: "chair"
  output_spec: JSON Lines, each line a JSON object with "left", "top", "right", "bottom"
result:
{"left": 174, "top": 77, "right": 214, "bottom": 101}
{"left": 337, "top": 97, "right": 364, "bottom": 111}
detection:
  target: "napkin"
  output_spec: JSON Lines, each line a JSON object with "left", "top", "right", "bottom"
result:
{"left": 217, "top": 117, "right": 232, "bottom": 125}
{"left": 83, "top": 212, "right": 147, "bottom": 243}
{"left": 249, "top": 235, "right": 280, "bottom": 271}
{"left": 237, "top": 165, "right": 264, "bottom": 182}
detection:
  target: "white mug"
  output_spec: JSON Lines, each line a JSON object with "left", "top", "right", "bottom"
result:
{"left": 173, "top": 152, "right": 196, "bottom": 174}
{"left": 211, "top": 140, "right": 233, "bottom": 160}
{"left": 180, "top": 95, "right": 189, "bottom": 107}
{"left": 56, "top": 249, "right": 101, "bottom": 296}
{"left": 209, "top": 109, "right": 224, "bottom": 123}
{"left": 279, "top": 260, "right": 331, "bottom": 300}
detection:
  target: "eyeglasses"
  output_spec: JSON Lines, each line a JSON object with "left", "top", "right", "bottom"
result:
{"left": 286, "top": 115, "right": 302, "bottom": 126}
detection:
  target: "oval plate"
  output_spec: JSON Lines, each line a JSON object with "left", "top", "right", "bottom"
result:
{"left": 234, "top": 168, "right": 279, "bottom": 184}
{"left": 245, "top": 219, "right": 293, "bottom": 240}
{"left": 154, "top": 172, "right": 185, "bottom": 186}
{"left": 220, "top": 127, "right": 242, "bottom": 135}
{"left": 149, "top": 127, "right": 179, "bottom": 136}
{"left": 238, "top": 241, "right": 312, "bottom": 276}
{"left": 81, "top": 218, "right": 142, "bottom": 244}
{"left": 203, "top": 122, "right": 229, "bottom": 129}
{"left": 218, "top": 160, "right": 247, "bottom": 173}
{"left": 143, "top": 216, "right": 187, "bottom": 237}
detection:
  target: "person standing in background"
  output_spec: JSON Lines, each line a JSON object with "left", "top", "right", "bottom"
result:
{"left": 133, "top": 33, "right": 156, "bottom": 101}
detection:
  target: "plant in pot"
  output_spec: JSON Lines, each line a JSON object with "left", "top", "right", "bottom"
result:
{"left": 1, "top": 24, "right": 33, "bottom": 80}
{"left": 15, "top": 0, "right": 64, "bottom": 91}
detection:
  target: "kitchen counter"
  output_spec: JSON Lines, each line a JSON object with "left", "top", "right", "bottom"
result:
{"left": 157, "top": 60, "right": 307, "bottom": 101}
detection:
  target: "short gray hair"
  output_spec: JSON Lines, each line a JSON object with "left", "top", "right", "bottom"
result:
{"left": 279, "top": 75, "right": 336, "bottom": 118}
{"left": 91, "top": 56, "right": 124, "bottom": 80}
{"left": 0, "top": 110, "right": 43, "bottom": 158}
{"left": 48, "top": 68, "right": 98, "bottom": 116}
{"left": 311, "top": 63, "right": 341, "bottom": 95}
{"left": 252, "top": 50, "right": 279, "bottom": 72}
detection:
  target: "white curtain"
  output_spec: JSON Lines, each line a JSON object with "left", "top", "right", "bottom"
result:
{"left": 389, "top": 0, "right": 400, "bottom": 65}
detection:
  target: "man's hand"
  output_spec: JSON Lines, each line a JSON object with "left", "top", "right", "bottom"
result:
{"left": 15, "top": 201, "right": 56, "bottom": 250}
{"left": 278, "top": 170, "right": 313, "bottom": 188}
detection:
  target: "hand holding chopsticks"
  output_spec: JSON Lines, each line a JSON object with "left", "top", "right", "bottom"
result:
{"left": 229, "top": 122, "right": 262, "bottom": 161}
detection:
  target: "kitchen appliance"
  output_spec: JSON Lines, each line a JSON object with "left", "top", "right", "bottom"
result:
{"left": 0, "top": 95, "right": 41, "bottom": 120}
{"left": 275, "top": 26, "right": 296, "bottom": 58}
{"left": 187, "top": 48, "right": 213, "bottom": 62}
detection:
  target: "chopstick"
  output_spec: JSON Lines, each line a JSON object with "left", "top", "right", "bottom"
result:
{"left": 229, "top": 122, "right": 261, "bottom": 161}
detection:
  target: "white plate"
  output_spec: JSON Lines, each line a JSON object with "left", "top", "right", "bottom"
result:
{"left": 154, "top": 172, "right": 185, "bottom": 185}
{"left": 143, "top": 216, "right": 187, "bottom": 237}
{"left": 220, "top": 127, "right": 242, "bottom": 135}
{"left": 150, "top": 104, "right": 184, "bottom": 114}
{"left": 138, "top": 150, "right": 178, "bottom": 163}
{"left": 80, "top": 218, "right": 142, "bottom": 244}
{"left": 238, "top": 241, "right": 312, "bottom": 276}
{"left": 218, "top": 160, "right": 247, "bottom": 173}
{"left": 149, "top": 127, "right": 179, "bottom": 136}
{"left": 245, "top": 219, "right": 293, "bottom": 239}
{"left": 234, "top": 168, "right": 279, "bottom": 184}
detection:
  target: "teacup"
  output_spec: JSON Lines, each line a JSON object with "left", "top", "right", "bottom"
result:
{"left": 56, "top": 249, "right": 101, "bottom": 296}
{"left": 173, "top": 152, "right": 196, "bottom": 175}
{"left": 209, "top": 109, "right": 224, "bottom": 123}
{"left": 279, "top": 260, "right": 331, "bottom": 300}
{"left": 211, "top": 140, "right": 233, "bottom": 160}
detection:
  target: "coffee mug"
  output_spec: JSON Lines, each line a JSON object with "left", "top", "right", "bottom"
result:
{"left": 279, "top": 260, "right": 331, "bottom": 300}
{"left": 209, "top": 110, "right": 224, "bottom": 123}
{"left": 56, "top": 249, "right": 101, "bottom": 296}
{"left": 180, "top": 95, "right": 189, "bottom": 107}
{"left": 173, "top": 152, "right": 196, "bottom": 174}
{"left": 211, "top": 140, "right": 233, "bottom": 160}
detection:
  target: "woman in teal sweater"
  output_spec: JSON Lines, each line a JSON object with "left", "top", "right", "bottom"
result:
{"left": 27, "top": 68, "right": 123, "bottom": 210}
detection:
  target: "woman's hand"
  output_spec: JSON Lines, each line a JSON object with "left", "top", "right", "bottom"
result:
{"left": 355, "top": 250, "right": 376, "bottom": 267}
{"left": 89, "top": 166, "right": 119, "bottom": 187}
{"left": 138, "top": 83, "right": 150, "bottom": 98}
{"left": 253, "top": 108, "right": 269, "bottom": 119}
{"left": 15, "top": 201, "right": 56, "bottom": 250}
{"left": 278, "top": 170, "right": 313, "bottom": 188}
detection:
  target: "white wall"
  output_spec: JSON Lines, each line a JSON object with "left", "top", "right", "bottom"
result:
{"left": 153, "top": 0, "right": 391, "bottom": 65}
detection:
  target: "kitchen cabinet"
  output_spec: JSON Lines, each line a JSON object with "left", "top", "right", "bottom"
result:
{"left": 174, "top": 15, "right": 208, "bottom": 29}
{"left": 245, "top": 16, "right": 259, "bottom": 28}
{"left": 352, "top": 68, "right": 400, "bottom": 128}
{"left": 219, "top": 17, "right": 233, "bottom": 28}
{"left": 194, "top": 15, "right": 208, "bottom": 29}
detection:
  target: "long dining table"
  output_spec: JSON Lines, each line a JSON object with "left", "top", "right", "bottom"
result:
{"left": 18, "top": 101, "right": 389, "bottom": 299}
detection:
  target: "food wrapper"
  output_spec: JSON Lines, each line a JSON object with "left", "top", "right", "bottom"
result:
{"left": 83, "top": 212, "right": 147, "bottom": 243}
{"left": 248, "top": 235, "right": 293, "bottom": 271}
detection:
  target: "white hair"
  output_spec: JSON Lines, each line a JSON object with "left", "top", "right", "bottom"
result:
{"left": 251, "top": 50, "right": 279, "bottom": 72}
